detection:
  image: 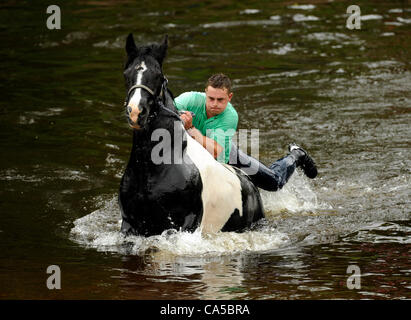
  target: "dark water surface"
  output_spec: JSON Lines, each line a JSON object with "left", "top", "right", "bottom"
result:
{"left": 0, "top": 0, "right": 410, "bottom": 299}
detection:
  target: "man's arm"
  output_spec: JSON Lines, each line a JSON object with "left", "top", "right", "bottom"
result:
{"left": 187, "top": 127, "right": 223, "bottom": 159}
{"left": 174, "top": 92, "right": 195, "bottom": 112}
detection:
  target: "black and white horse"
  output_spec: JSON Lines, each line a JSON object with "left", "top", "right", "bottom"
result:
{"left": 119, "top": 34, "right": 264, "bottom": 236}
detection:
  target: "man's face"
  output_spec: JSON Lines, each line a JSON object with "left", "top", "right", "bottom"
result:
{"left": 205, "top": 86, "right": 233, "bottom": 118}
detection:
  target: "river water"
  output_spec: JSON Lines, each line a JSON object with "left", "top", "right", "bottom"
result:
{"left": 0, "top": 0, "right": 410, "bottom": 299}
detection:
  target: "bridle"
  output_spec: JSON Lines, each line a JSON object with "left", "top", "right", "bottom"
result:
{"left": 123, "top": 75, "right": 181, "bottom": 126}
{"left": 124, "top": 77, "right": 167, "bottom": 107}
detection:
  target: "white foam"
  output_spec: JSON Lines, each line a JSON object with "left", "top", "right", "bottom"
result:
{"left": 293, "top": 14, "right": 319, "bottom": 22}
{"left": 384, "top": 21, "right": 402, "bottom": 26}
{"left": 305, "top": 32, "right": 363, "bottom": 46}
{"left": 363, "top": 60, "right": 401, "bottom": 69}
{"left": 306, "top": 32, "right": 351, "bottom": 41}
{"left": 0, "top": 168, "right": 88, "bottom": 182}
{"left": 70, "top": 169, "right": 328, "bottom": 256}
{"left": 268, "top": 44, "right": 295, "bottom": 55}
{"left": 240, "top": 9, "right": 260, "bottom": 15}
{"left": 56, "top": 169, "right": 88, "bottom": 181}
{"left": 18, "top": 115, "right": 36, "bottom": 125}
{"left": 289, "top": 4, "right": 316, "bottom": 10}
{"left": 397, "top": 17, "right": 411, "bottom": 24}
{"left": 62, "top": 32, "right": 90, "bottom": 44}
{"left": 105, "top": 144, "right": 120, "bottom": 150}
{"left": 140, "top": 228, "right": 289, "bottom": 256}
{"left": 260, "top": 171, "right": 322, "bottom": 216}
{"left": 202, "top": 20, "right": 281, "bottom": 28}
{"left": 105, "top": 153, "right": 122, "bottom": 165}
{"left": 388, "top": 8, "right": 403, "bottom": 13}
{"left": 269, "top": 15, "right": 281, "bottom": 21}
{"left": 69, "top": 195, "right": 290, "bottom": 256}
{"left": 360, "top": 14, "right": 383, "bottom": 21}
{"left": 0, "top": 169, "right": 41, "bottom": 182}
{"left": 30, "top": 107, "right": 64, "bottom": 117}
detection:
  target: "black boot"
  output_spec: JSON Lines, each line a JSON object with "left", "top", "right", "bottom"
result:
{"left": 289, "top": 143, "right": 318, "bottom": 179}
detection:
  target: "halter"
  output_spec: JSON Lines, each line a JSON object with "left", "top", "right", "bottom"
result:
{"left": 124, "top": 77, "right": 167, "bottom": 107}
{"left": 124, "top": 76, "right": 181, "bottom": 125}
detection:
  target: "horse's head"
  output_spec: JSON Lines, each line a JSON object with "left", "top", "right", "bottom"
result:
{"left": 123, "top": 34, "right": 168, "bottom": 130}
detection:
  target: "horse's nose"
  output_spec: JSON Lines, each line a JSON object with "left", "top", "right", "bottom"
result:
{"left": 127, "top": 103, "right": 149, "bottom": 128}
{"left": 127, "top": 103, "right": 142, "bottom": 126}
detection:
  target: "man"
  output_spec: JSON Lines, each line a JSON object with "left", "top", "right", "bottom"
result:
{"left": 174, "top": 73, "right": 317, "bottom": 191}
{"left": 175, "top": 73, "right": 237, "bottom": 164}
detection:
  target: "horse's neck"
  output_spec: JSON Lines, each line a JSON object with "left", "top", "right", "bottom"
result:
{"left": 130, "top": 93, "right": 187, "bottom": 166}
{"left": 131, "top": 129, "right": 151, "bottom": 162}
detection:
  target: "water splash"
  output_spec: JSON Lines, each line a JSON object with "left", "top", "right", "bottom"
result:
{"left": 261, "top": 171, "right": 325, "bottom": 216}
{"left": 70, "top": 195, "right": 291, "bottom": 256}
{"left": 70, "top": 170, "right": 325, "bottom": 256}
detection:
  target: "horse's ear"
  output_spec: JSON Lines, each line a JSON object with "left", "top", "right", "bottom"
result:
{"left": 152, "top": 35, "right": 168, "bottom": 66}
{"left": 126, "top": 33, "right": 138, "bottom": 57}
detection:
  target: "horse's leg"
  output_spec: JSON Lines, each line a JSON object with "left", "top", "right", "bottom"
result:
{"left": 118, "top": 166, "right": 142, "bottom": 235}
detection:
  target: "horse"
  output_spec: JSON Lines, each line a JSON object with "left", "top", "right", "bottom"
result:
{"left": 119, "top": 34, "right": 265, "bottom": 237}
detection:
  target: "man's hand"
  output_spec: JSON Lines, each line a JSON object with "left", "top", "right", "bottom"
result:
{"left": 180, "top": 111, "right": 193, "bottom": 130}
{"left": 187, "top": 127, "right": 223, "bottom": 160}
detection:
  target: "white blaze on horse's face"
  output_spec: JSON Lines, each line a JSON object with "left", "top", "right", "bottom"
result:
{"left": 128, "top": 61, "right": 147, "bottom": 128}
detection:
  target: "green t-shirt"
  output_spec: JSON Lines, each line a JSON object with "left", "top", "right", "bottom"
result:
{"left": 174, "top": 91, "right": 238, "bottom": 163}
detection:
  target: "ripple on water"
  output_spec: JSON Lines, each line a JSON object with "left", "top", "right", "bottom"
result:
{"left": 293, "top": 14, "right": 319, "bottom": 22}
{"left": 201, "top": 19, "right": 281, "bottom": 29}
{"left": 0, "top": 167, "right": 89, "bottom": 183}
{"left": 360, "top": 14, "right": 383, "bottom": 21}
{"left": 288, "top": 4, "right": 316, "bottom": 10}
{"left": 344, "top": 221, "right": 411, "bottom": 244}
{"left": 268, "top": 43, "right": 296, "bottom": 55}
{"left": 239, "top": 9, "right": 260, "bottom": 15}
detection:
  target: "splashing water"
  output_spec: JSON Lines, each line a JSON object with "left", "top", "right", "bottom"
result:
{"left": 70, "top": 171, "right": 324, "bottom": 257}
{"left": 260, "top": 171, "right": 324, "bottom": 216}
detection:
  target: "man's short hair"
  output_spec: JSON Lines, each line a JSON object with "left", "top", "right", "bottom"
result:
{"left": 206, "top": 73, "right": 232, "bottom": 93}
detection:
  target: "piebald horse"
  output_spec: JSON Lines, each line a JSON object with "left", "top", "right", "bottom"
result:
{"left": 119, "top": 34, "right": 264, "bottom": 236}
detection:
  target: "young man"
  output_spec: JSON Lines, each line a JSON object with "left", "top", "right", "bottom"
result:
{"left": 174, "top": 73, "right": 317, "bottom": 191}
{"left": 175, "top": 73, "right": 237, "bottom": 164}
